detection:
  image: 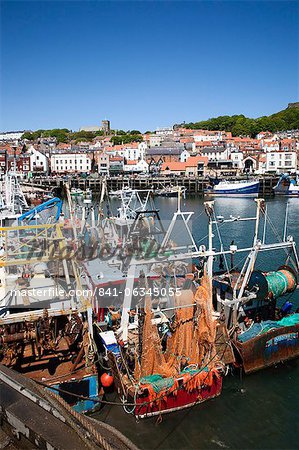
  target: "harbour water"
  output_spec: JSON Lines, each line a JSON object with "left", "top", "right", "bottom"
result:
{"left": 92, "top": 196, "right": 299, "bottom": 450}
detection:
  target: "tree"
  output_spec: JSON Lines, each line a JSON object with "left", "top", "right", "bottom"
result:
{"left": 181, "top": 107, "right": 299, "bottom": 136}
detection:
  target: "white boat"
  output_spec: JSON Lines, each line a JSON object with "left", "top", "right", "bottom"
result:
{"left": 83, "top": 188, "right": 92, "bottom": 204}
{"left": 205, "top": 179, "right": 260, "bottom": 197}
{"left": 70, "top": 188, "right": 84, "bottom": 197}
{"left": 156, "top": 185, "right": 186, "bottom": 198}
{"left": 0, "top": 173, "right": 28, "bottom": 225}
{"left": 109, "top": 186, "right": 135, "bottom": 199}
{"left": 273, "top": 174, "right": 299, "bottom": 196}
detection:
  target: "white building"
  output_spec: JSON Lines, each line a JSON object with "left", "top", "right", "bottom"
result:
{"left": 265, "top": 151, "right": 297, "bottom": 173}
{"left": 193, "top": 131, "right": 223, "bottom": 143}
{"left": 51, "top": 152, "right": 92, "bottom": 173}
{"left": 28, "top": 146, "right": 49, "bottom": 173}
{"left": 96, "top": 152, "right": 110, "bottom": 175}
{"left": 261, "top": 141, "right": 280, "bottom": 152}
{"left": 156, "top": 127, "right": 174, "bottom": 136}
{"left": 200, "top": 146, "right": 230, "bottom": 161}
{"left": 123, "top": 159, "right": 149, "bottom": 173}
{"left": 149, "top": 134, "right": 164, "bottom": 147}
{"left": 124, "top": 142, "right": 147, "bottom": 161}
{"left": 180, "top": 149, "right": 191, "bottom": 162}
{"left": 0, "top": 131, "right": 25, "bottom": 141}
{"left": 90, "top": 141, "right": 103, "bottom": 150}
{"left": 230, "top": 150, "right": 244, "bottom": 170}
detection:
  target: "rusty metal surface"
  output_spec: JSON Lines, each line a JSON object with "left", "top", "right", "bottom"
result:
{"left": 235, "top": 323, "right": 299, "bottom": 373}
{"left": 0, "top": 310, "right": 93, "bottom": 382}
{"left": 215, "top": 322, "right": 235, "bottom": 365}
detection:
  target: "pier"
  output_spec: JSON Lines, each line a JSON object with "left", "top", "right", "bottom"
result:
{"left": 0, "top": 364, "right": 137, "bottom": 450}
{"left": 22, "top": 175, "right": 279, "bottom": 196}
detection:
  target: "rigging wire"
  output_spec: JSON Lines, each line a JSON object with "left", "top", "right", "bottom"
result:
{"left": 212, "top": 210, "right": 232, "bottom": 283}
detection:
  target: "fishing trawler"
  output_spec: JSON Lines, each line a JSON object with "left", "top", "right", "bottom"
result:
{"left": 205, "top": 179, "right": 260, "bottom": 197}
{"left": 273, "top": 173, "right": 299, "bottom": 197}
{"left": 110, "top": 186, "right": 135, "bottom": 200}
{"left": 156, "top": 185, "right": 187, "bottom": 198}
{"left": 0, "top": 173, "right": 28, "bottom": 225}
{"left": 0, "top": 306, "right": 99, "bottom": 413}
{"left": 81, "top": 186, "right": 165, "bottom": 313}
{"left": 203, "top": 199, "right": 299, "bottom": 373}
{"left": 92, "top": 191, "right": 232, "bottom": 418}
{"left": 0, "top": 196, "right": 100, "bottom": 412}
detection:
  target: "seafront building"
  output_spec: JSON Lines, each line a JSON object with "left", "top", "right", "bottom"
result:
{"left": 0, "top": 120, "right": 299, "bottom": 178}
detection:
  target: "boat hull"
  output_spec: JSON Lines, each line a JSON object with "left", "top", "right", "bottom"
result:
{"left": 133, "top": 375, "right": 222, "bottom": 419}
{"left": 157, "top": 192, "right": 180, "bottom": 197}
{"left": 205, "top": 181, "right": 260, "bottom": 197}
{"left": 274, "top": 189, "right": 299, "bottom": 197}
{"left": 50, "top": 373, "right": 99, "bottom": 413}
{"left": 234, "top": 323, "right": 299, "bottom": 373}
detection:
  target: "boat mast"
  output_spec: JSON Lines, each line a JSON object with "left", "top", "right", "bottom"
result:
{"left": 65, "top": 182, "right": 78, "bottom": 242}
{"left": 204, "top": 201, "right": 214, "bottom": 277}
{"left": 234, "top": 198, "right": 264, "bottom": 302}
{"left": 283, "top": 201, "right": 289, "bottom": 242}
{"left": 161, "top": 187, "right": 198, "bottom": 252}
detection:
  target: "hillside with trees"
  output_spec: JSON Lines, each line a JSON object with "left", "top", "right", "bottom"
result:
{"left": 182, "top": 104, "right": 299, "bottom": 137}
{"left": 21, "top": 128, "right": 143, "bottom": 144}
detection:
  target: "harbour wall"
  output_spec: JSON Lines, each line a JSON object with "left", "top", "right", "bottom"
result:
{"left": 23, "top": 176, "right": 279, "bottom": 196}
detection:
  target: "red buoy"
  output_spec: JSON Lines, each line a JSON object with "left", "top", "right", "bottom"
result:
{"left": 100, "top": 372, "right": 114, "bottom": 388}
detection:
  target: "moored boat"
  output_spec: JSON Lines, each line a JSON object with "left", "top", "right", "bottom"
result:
{"left": 204, "top": 198, "right": 299, "bottom": 373}
{"left": 91, "top": 192, "right": 231, "bottom": 418}
{"left": 0, "top": 195, "right": 101, "bottom": 413}
{"left": 83, "top": 188, "right": 93, "bottom": 204}
{"left": 273, "top": 173, "right": 299, "bottom": 196}
{"left": 156, "top": 185, "right": 186, "bottom": 198}
{"left": 0, "top": 307, "right": 100, "bottom": 413}
{"left": 0, "top": 173, "right": 29, "bottom": 225}
{"left": 205, "top": 179, "right": 260, "bottom": 197}
{"left": 70, "top": 187, "right": 84, "bottom": 197}
{"left": 99, "top": 280, "right": 226, "bottom": 419}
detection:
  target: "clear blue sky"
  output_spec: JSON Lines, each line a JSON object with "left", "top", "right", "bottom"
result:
{"left": 0, "top": 1, "right": 298, "bottom": 132}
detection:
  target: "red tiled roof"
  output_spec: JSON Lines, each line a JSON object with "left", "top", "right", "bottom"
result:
{"left": 162, "top": 155, "right": 208, "bottom": 172}
{"left": 110, "top": 156, "right": 123, "bottom": 162}
{"left": 161, "top": 161, "right": 186, "bottom": 171}
{"left": 185, "top": 155, "right": 208, "bottom": 166}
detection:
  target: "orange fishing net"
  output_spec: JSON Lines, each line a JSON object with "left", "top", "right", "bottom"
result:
{"left": 135, "top": 273, "right": 218, "bottom": 381}
{"left": 138, "top": 296, "right": 175, "bottom": 378}
{"left": 193, "top": 273, "right": 218, "bottom": 368}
